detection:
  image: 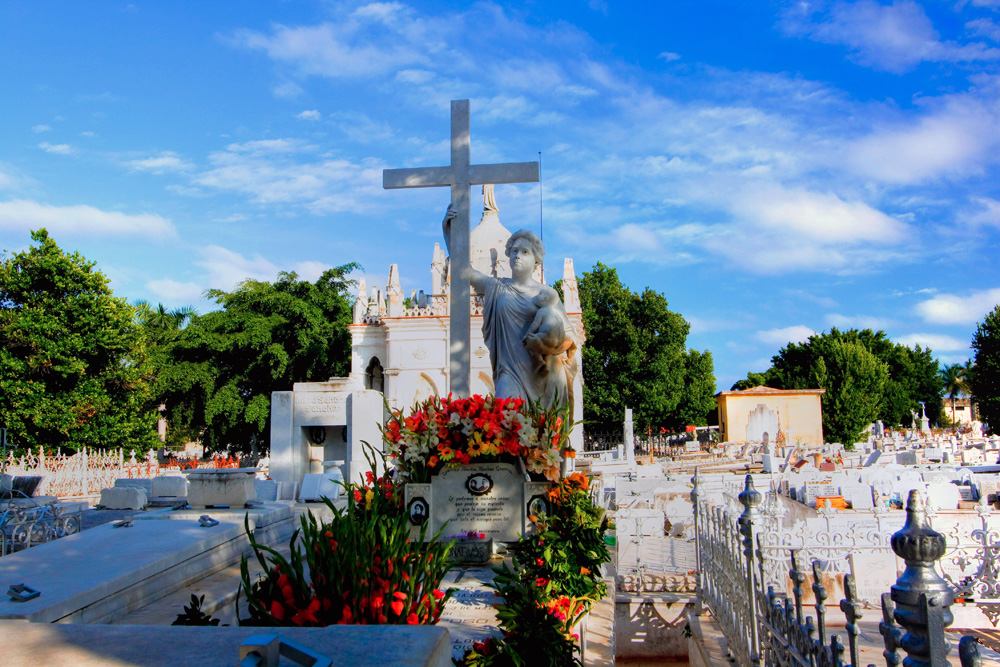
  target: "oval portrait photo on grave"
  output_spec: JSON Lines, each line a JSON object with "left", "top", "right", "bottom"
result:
{"left": 465, "top": 473, "right": 494, "bottom": 496}
{"left": 527, "top": 494, "right": 549, "bottom": 520}
{"left": 407, "top": 497, "right": 429, "bottom": 525}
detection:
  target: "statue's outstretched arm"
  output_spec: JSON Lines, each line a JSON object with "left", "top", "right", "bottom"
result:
{"left": 442, "top": 203, "right": 491, "bottom": 294}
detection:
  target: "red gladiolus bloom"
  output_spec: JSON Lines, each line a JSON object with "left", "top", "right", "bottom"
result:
{"left": 391, "top": 600, "right": 405, "bottom": 616}
{"left": 270, "top": 600, "right": 285, "bottom": 621}
{"left": 407, "top": 613, "right": 419, "bottom": 624}
{"left": 432, "top": 589, "right": 445, "bottom": 601}
{"left": 354, "top": 489, "right": 363, "bottom": 503}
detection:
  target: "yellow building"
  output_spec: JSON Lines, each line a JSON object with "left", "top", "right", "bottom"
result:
{"left": 716, "top": 386, "right": 826, "bottom": 448}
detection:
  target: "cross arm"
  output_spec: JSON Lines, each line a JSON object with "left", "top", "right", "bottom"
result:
{"left": 383, "top": 166, "right": 455, "bottom": 189}
{"left": 469, "top": 162, "right": 539, "bottom": 185}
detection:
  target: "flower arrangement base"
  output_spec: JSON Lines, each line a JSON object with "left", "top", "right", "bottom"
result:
{"left": 447, "top": 537, "right": 494, "bottom": 565}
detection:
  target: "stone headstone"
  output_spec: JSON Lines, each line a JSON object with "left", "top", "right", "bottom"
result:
{"left": 895, "top": 451, "right": 917, "bottom": 466}
{"left": 761, "top": 454, "right": 779, "bottom": 473}
{"left": 961, "top": 447, "right": 984, "bottom": 464}
{"left": 840, "top": 484, "right": 874, "bottom": 509}
{"left": 926, "top": 482, "right": 961, "bottom": 510}
{"left": 864, "top": 451, "right": 882, "bottom": 467}
{"left": 406, "top": 463, "right": 547, "bottom": 542}
{"left": 803, "top": 482, "right": 836, "bottom": 506}
{"left": 849, "top": 551, "right": 900, "bottom": 605}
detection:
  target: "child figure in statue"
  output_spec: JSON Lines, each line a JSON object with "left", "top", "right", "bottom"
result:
{"left": 524, "top": 287, "right": 574, "bottom": 378}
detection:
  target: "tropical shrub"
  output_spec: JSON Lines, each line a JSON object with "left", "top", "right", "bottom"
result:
{"left": 238, "top": 473, "right": 455, "bottom": 627}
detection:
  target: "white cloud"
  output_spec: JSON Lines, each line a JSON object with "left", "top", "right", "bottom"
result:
{"left": 293, "top": 260, "right": 332, "bottom": 282}
{"left": 967, "top": 18, "right": 1000, "bottom": 42}
{"left": 0, "top": 199, "right": 175, "bottom": 238}
{"left": 80, "top": 131, "right": 95, "bottom": 138}
{"left": 961, "top": 197, "right": 1000, "bottom": 227}
{"left": 0, "top": 163, "right": 34, "bottom": 191}
{"left": 739, "top": 186, "right": 906, "bottom": 243}
{"left": 224, "top": 138, "right": 314, "bottom": 154}
{"left": 38, "top": 142, "right": 74, "bottom": 155}
{"left": 145, "top": 278, "right": 204, "bottom": 303}
{"left": 296, "top": 109, "right": 321, "bottom": 120}
{"left": 31, "top": 124, "right": 51, "bottom": 133}
{"left": 916, "top": 288, "right": 1000, "bottom": 324}
{"left": 824, "top": 313, "right": 897, "bottom": 330}
{"left": 192, "top": 246, "right": 333, "bottom": 290}
{"left": 784, "top": 0, "right": 1000, "bottom": 73}
{"left": 700, "top": 185, "right": 909, "bottom": 273}
{"left": 756, "top": 325, "right": 816, "bottom": 346}
{"left": 126, "top": 151, "right": 194, "bottom": 174}
{"left": 230, "top": 18, "right": 432, "bottom": 80}
{"left": 658, "top": 52, "right": 681, "bottom": 62}
{"left": 196, "top": 245, "right": 281, "bottom": 290}
{"left": 846, "top": 98, "right": 999, "bottom": 184}
{"left": 273, "top": 81, "right": 304, "bottom": 99}
{"left": 192, "top": 141, "right": 382, "bottom": 212}
{"left": 896, "top": 333, "right": 970, "bottom": 351}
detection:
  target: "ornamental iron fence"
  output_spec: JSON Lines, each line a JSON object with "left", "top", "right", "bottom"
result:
{"left": 694, "top": 474, "right": 984, "bottom": 667}
{"left": 2, "top": 447, "right": 248, "bottom": 499}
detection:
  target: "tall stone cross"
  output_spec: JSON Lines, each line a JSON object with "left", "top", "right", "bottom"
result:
{"left": 383, "top": 100, "right": 539, "bottom": 397}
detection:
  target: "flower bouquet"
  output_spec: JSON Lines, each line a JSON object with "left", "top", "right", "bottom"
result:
{"left": 382, "top": 394, "right": 574, "bottom": 484}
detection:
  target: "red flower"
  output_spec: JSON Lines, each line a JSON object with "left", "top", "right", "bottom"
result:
{"left": 432, "top": 589, "right": 445, "bottom": 601}
{"left": 270, "top": 600, "right": 285, "bottom": 621}
{"left": 354, "top": 489, "right": 363, "bottom": 503}
{"left": 391, "top": 600, "right": 405, "bottom": 616}
{"left": 406, "top": 612, "right": 419, "bottom": 624}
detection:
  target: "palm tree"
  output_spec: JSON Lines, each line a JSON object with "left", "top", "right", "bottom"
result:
{"left": 133, "top": 300, "right": 197, "bottom": 343}
{"left": 940, "top": 362, "right": 971, "bottom": 425}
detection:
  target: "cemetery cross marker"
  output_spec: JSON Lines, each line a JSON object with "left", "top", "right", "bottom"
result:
{"left": 382, "top": 99, "right": 540, "bottom": 396}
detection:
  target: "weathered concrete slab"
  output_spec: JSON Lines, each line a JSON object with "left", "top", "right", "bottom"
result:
{"left": 0, "top": 622, "right": 452, "bottom": 667}
{"left": 0, "top": 504, "right": 294, "bottom": 624}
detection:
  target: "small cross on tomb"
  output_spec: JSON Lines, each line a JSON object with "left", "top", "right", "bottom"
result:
{"left": 383, "top": 99, "right": 539, "bottom": 396}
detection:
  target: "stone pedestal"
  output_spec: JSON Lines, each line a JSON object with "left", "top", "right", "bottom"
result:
{"left": 185, "top": 469, "right": 258, "bottom": 509}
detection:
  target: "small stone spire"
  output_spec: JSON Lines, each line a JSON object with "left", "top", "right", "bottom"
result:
{"left": 387, "top": 264, "right": 403, "bottom": 317}
{"left": 562, "top": 258, "right": 581, "bottom": 314}
{"left": 353, "top": 276, "right": 368, "bottom": 323}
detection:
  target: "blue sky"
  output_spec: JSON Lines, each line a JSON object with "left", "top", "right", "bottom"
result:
{"left": 2, "top": 1, "right": 999, "bottom": 391}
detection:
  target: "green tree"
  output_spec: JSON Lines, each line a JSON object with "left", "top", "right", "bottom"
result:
{"left": 814, "top": 339, "right": 889, "bottom": 444}
{"left": 562, "top": 263, "right": 715, "bottom": 430}
{"left": 971, "top": 305, "right": 1000, "bottom": 432}
{"left": 155, "top": 266, "right": 357, "bottom": 454}
{"left": 734, "top": 328, "right": 943, "bottom": 434}
{"left": 0, "top": 230, "right": 157, "bottom": 452}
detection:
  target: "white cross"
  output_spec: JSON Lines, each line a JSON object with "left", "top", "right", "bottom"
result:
{"left": 383, "top": 100, "right": 539, "bottom": 397}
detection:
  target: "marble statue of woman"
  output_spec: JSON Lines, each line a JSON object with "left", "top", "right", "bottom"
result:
{"left": 443, "top": 205, "right": 577, "bottom": 409}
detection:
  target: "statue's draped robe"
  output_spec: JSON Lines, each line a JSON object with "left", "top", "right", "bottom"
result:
{"left": 481, "top": 278, "right": 574, "bottom": 409}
